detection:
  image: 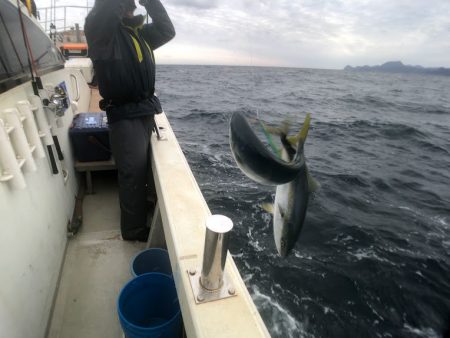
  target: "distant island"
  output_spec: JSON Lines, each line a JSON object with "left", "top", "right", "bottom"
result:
{"left": 344, "top": 61, "right": 450, "bottom": 76}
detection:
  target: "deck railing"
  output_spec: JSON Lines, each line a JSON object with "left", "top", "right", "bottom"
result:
{"left": 37, "top": 5, "right": 92, "bottom": 35}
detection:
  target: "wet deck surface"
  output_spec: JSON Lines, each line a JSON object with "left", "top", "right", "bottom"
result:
{"left": 47, "top": 172, "right": 145, "bottom": 338}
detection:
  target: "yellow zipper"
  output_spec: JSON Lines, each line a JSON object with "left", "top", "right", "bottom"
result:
{"left": 129, "top": 34, "right": 143, "bottom": 62}
{"left": 125, "top": 25, "right": 154, "bottom": 64}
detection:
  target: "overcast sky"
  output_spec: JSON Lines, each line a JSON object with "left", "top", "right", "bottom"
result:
{"left": 37, "top": 0, "right": 450, "bottom": 69}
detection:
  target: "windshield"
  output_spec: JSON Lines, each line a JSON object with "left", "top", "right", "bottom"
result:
{"left": 0, "top": 1, "right": 64, "bottom": 93}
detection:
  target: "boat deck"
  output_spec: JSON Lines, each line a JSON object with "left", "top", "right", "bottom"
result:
{"left": 45, "top": 87, "right": 269, "bottom": 338}
{"left": 47, "top": 87, "right": 144, "bottom": 337}
{"left": 47, "top": 172, "right": 144, "bottom": 338}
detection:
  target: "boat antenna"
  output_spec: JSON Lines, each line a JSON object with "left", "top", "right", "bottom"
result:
{"left": 16, "top": 0, "right": 42, "bottom": 95}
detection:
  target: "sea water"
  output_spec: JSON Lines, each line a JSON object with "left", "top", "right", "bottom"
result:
{"left": 157, "top": 65, "right": 450, "bottom": 338}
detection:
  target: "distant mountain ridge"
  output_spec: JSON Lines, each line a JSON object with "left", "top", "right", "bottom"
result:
{"left": 344, "top": 61, "right": 450, "bottom": 76}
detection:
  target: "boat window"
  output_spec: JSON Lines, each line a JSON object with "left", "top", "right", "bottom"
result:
{"left": 0, "top": 53, "right": 10, "bottom": 81}
{"left": 0, "top": 1, "right": 64, "bottom": 94}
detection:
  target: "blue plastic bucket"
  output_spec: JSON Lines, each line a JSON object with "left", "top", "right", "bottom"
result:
{"left": 118, "top": 273, "right": 182, "bottom": 338}
{"left": 131, "top": 248, "right": 172, "bottom": 277}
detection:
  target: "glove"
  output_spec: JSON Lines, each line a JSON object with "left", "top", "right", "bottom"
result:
{"left": 139, "top": 0, "right": 158, "bottom": 5}
{"left": 124, "top": 0, "right": 137, "bottom": 11}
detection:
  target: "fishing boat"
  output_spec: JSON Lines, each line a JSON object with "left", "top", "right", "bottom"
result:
{"left": 0, "top": 1, "right": 270, "bottom": 337}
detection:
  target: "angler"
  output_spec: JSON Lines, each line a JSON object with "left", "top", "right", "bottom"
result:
{"left": 85, "top": 0, "right": 175, "bottom": 241}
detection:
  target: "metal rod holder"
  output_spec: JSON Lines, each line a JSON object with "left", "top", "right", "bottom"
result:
{"left": 153, "top": 119, "right": 167, "bottom": 141}
{"left": 188, "top": 215, "right": 236, "bottom": 304}
{"left": 200, "top": 215, "right": 233, "bottom": 290}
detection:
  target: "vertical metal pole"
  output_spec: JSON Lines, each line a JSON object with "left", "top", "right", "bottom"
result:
{"left": 200, "top": 215, "right": 233, "bottom": 291}
{"left": 75, "top": 23, "right": 81, "bottom": 42}
{"left": 52, "top": 0, "right": 55, "bottom": 30}
{"left": 45, "top": 8, "right": 47, "bottom": 33}
{"left": 64, "top": 7, "right": 66, "bottom": 32}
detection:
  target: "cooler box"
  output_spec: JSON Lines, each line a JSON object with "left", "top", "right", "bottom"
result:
{"left": 69, "top": 112, "right": 111, "bottom": 162}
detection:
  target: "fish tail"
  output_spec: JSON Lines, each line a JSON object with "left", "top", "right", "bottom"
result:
{"left": 288, "top": 113, "right": 311, "bottom": 150}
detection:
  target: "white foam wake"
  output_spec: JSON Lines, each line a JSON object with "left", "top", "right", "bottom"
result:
{"left": 250, "top": 285, "right": 315, "bottom": 338}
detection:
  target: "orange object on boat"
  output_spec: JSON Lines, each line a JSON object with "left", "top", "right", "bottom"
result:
{"left": 60, "top": 43, "right": 88, "bottom": 58}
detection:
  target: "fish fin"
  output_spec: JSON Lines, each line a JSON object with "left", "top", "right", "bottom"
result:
{"left": 308, "top": 173, "right": 320, "bottom": 193}
{"left": 280, "top": 120, "right": 291, "bottom": 135}
{"left": 288, "top": 113, "right": 311, "bottom": 146}
{"left": 286, "top": 135, "right": 297, "bottom": 146}
{"left": 261, "top": 120, "right": 290, "bottom": 136}
{"left": 307, "top": 167, "right": 320, "bottom": 193}
{"left": 277, "top": 204, "right": 286, "bottom": 220}
{"left": 261, "top": 203, "right": 274, "bottom": 214}
{"left": 262, "top": 124, "right": 281, "bottom": 135}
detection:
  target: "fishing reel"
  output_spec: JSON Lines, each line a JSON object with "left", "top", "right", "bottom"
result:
{"left": 42, "top": 84, "right": 69, "bottom": 117}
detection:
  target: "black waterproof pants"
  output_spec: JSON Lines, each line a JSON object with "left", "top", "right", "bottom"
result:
{"left": 109, "top": 115, "right": 156, "bottom": 241}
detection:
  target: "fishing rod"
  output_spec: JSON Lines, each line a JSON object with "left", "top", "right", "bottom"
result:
{"left": 16, "top": 0, "right": 60, "bottom": 174}
{"left": 16, "top": 0, "right": 41, "bottom": 95}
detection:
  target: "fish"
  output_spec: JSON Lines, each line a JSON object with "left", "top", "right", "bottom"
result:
{"left": 229, "top": 112, "right": 303, "bottom": 185}
{"left": 229, "top": 112, "right": 318, "bottom": 257}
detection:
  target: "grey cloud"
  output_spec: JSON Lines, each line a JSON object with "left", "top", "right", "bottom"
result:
{"left": 166, "top": 0, "right": 220, "bottom": 9}
{"left": 64, "top": 0, "right": 449, "bottom": 68}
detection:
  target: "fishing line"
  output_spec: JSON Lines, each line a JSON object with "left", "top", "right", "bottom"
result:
{"left": 244, "top": 19, "right": 281, "bottom": 157}
{"left": 244, "top": 23, "right": 261, "bottom": 119}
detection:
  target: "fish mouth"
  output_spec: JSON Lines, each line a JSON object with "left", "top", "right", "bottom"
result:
{"left": 229, "top": 112, "right": 303, "bottom": 185}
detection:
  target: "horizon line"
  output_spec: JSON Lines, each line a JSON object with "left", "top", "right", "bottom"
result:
{"left": 156, "top": 63, "right": 341, "bottom": 71}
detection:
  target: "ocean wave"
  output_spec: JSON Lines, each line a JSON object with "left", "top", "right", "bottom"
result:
{"left": 250, "top": 286, "right": 312, "bottom": 338}
{"left": 371, "top": 177, "right": 393, "bottom": 191}
{"left": 328, "top": 173, "right": 371, "bottom": 188}
{"left": 414, "top": 139, "right": 449, "bottom": 155}
{"left": 403, "top": 324, "right": 440, "bottom": 338}
{"left": 403, "top": 104, "right": 450, "bottom": 115}
{"left": 158, "top": 65, "right": 450, "bottom": 338}
{"left": 314, "top": 119, "right": 431, "bottom": 145}
{"left": 379, "top": 123, "right": 427, "bottom": 139}
{"left": 348, "top": 246, "right": 394, "bottom": 265}
{"left": 398, "top": 169, "right": 426, "bottom": 179}
{"left": 389, "top": 178, "right": 445, "bottom": 207}
{"left": 337, "top": 94, "right": 392, "bottom": 108}
{"left": 177, "top": 109, "right": 230, "bottom": 123}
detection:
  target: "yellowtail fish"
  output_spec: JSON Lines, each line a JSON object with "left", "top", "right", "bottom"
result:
{"left": 229, "top": 112, "right": 318, "bottom": 256}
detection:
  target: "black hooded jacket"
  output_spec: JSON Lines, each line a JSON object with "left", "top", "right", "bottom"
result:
{"left": 84, "top": 0, "right": 175, "bottom": 123}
